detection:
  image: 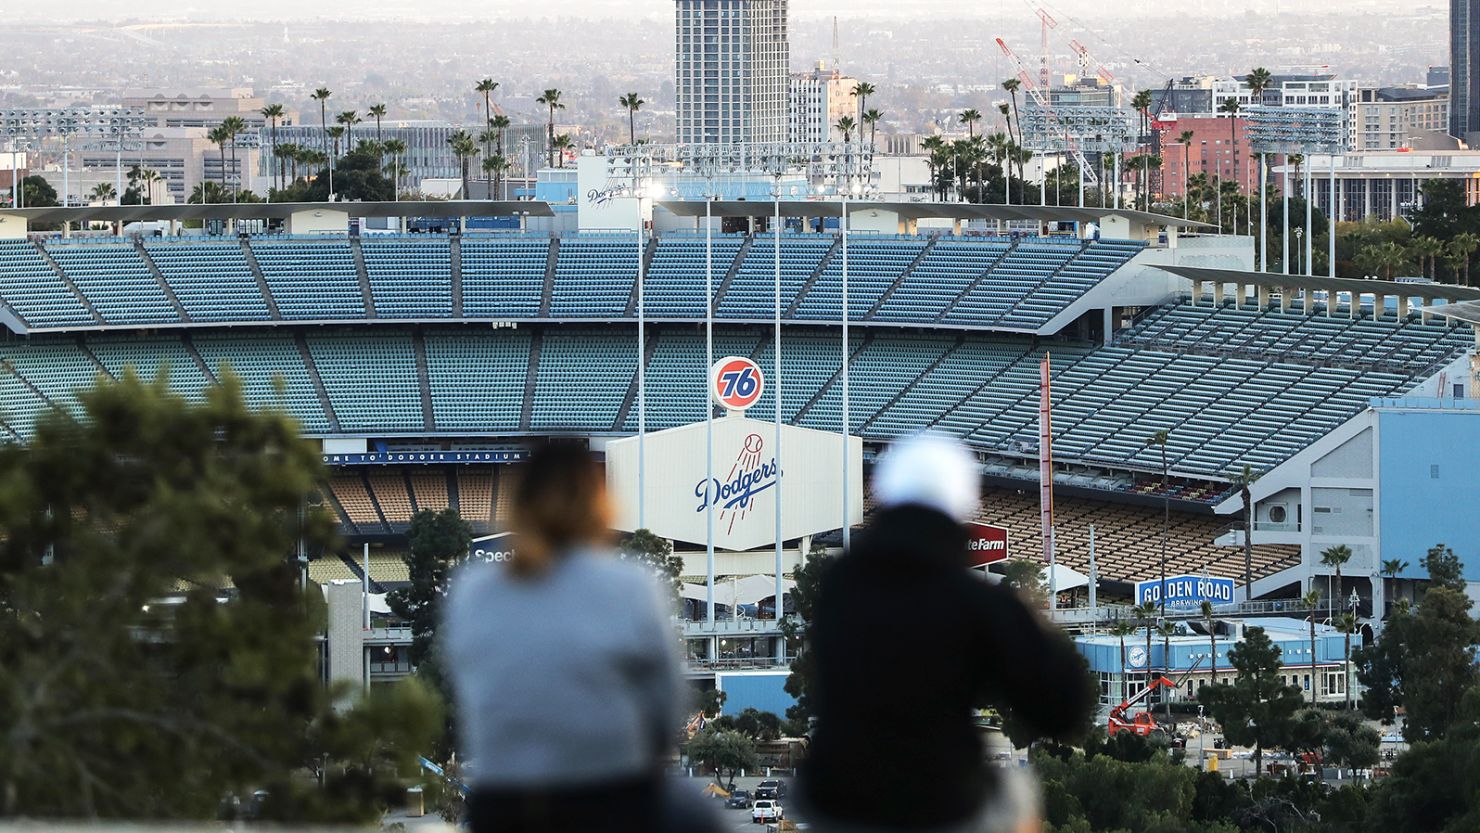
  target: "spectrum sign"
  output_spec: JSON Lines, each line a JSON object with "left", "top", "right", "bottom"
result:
{"left": 964, "top": 522, "right": 1010, "bottom": 567}
{"left": 1134, "top": 574, "right": 1237, "bottom": 608}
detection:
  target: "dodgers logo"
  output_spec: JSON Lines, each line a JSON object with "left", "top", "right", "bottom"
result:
{"left": 694, "top": 433, "right": 780, "bottom": 533}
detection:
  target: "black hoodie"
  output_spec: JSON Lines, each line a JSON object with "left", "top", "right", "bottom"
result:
{"left": 798, "top": 504, "right": 1094, "bottom": 829}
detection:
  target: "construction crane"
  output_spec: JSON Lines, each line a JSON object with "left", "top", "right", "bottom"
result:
{"left": 1068, "top": 38, "right": 1115, "bottom": 88}
{"left": 995, "top": 37, "right": 1099, "bottom": 188}
{"left": 1036, "top": 7, "right": 1059, "bottom": 91}
{"left": 1107, "top": 656, "right": 1205, "bottom": 737}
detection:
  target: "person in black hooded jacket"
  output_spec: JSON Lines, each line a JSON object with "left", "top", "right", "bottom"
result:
{"left": 798, "top": 435, "right": 1095, "bottom": 832}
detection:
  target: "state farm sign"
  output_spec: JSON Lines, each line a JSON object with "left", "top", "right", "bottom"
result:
{"left": 964, "top": 522, "right": 1010, "bottom": 567}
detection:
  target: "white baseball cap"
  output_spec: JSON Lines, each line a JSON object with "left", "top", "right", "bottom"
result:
{"left": 872, "top": 433, "right": 980, "bottom": 522}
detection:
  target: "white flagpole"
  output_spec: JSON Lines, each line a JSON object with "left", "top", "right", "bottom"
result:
{"left": 774, "top": 185, "right": 784, "bottom": 633}
{"left": 637, "top": 193, "right": 647, "bottom": 529}
{"left": 705, "top": 194, "right": 715, "bottom": 628}
{"left": 841, "top": 194, "right": 851, "bottom": 551}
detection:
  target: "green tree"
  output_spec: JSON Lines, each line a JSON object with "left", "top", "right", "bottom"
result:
{"left": 475, "top": 78, "right": 498, "bottom": 165}
{"left": 20, "top": 174, "right": 57, "bottom": 208}
{"left": 730, "top": 708, "right": 782, "bottom": 742}
{"left": 1421, "top": 543, "right": 1465, "bottom": 591}
{"left": 1000, "top": 557, "right": 1047, "bottom": 607}
{"left": 1229, "top": 463, "right": 1260, "bottom": 602}
{"left": 1304, "top": 588, "right": 1322, "bottom": 707}
{"left": 852, "top": 80, "right": 876, "bottom": 122}
{"left": 617, "top": 528, "right": 683, "bottom": 599}
{"left": 1450, "top": 232, "right": 1480, "bottom": 286}
{"left": 1381, "top": 557, "right": 1410, "bottom": 613}
{"left": 687, "top": 727, "right": 758, "bottom": 790}
{"left": 862, "top": 107, "right": 883, "bottom": 147}
{"left": 1320, "top": 710, "right": 1379, "bottom": 777}
{"left": 1320, "top": 543, "right": 1353, "bottom": 608}
{"left": 386, "top": 508, "right": 474, "bottom": 667}
{"left": 311, "top": 87, "right": 332, "bottom": 153}
{"left": 835, "top": 115, "right": 856, "bottom": 143}
{"left": 1201, "top": 626, "right": 1304, "bottom": 774}
{"left": 1335, "top": 612, "right": 1359, "bottom": 710}
{"left": 958, "top": 107, "right": 981, "bottom": 139}
{"left": 780, "top": 542, "right": 832, "bottom": 733}
{"left": 1367, "top": 688, "right": 1480, "bottom": 832}
{"left": 295, "top": 144, "right": 393, "bottom": 203}
{"left": 0, "top": 372, "right": 438, "bottom": 820}
{"left": 261, "top": 103, "right": 286, "bottom": 190}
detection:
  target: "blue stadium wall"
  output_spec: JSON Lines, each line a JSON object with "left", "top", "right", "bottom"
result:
{"left": 716, "top": 671, "right": 795, "bottom": 718}
{"left": 1378, "top": 406, "right": 1480, "bottom": 581}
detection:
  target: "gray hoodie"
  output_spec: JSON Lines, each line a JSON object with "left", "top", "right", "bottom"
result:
{"left": 444, "top": 550, "right": 685, "bottom": 788}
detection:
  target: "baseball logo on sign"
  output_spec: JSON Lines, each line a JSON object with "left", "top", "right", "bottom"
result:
{"left": 710, "top": 356, "right": 765, "bottom": 412}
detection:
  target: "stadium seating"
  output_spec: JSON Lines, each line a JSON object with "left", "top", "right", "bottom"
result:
{"left": 144, "top": 239, "right": 272, "bottom": 322}
{"left": 423, "top": 330, "right": 531, "bottom": 432}
{"left": 305, "top": 331, "right": 422, "bottom": 432}
{"left": 0, "top": 233, "right": 1140, "bottom": 331}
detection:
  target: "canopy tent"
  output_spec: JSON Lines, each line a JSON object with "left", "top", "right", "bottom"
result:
{"left": 978, "top": 563, "right": 1090, "bottom": 593}
{"left": 680, "top": 574, "right": 796, "bottom": 608}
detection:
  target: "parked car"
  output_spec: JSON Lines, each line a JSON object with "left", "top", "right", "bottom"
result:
{"left": 725, "top": 789, "right": 753, "bottom": 809}
{"left": 754, "top": 779, "right": 788, "bottom": 800}
{"left": 752, "top": 800, "right": 783, "bottom": 824}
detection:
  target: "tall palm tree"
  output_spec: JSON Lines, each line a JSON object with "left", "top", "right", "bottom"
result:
{"left": 1335, "top": 612, "right": 1358, "bottom": 710}
{"left": 1155, "top": 618, "right": 1177, "bottom": 721}
{"left": 220, "top": 115, "right": 247, "bottom": 196}
{"left": 1410, "top": 235, "right": 1444, "bottom": 279}
{"left": 1000, "top": 77, "right": 1022, "bottom": 157}
{"left": 551, "top": 133, "right": 573, "bottom": 168}
{"left": 491, "top": 114, "right": 511, "bottom": 158}
{"left": 1219, "top": 99, "right": 1241, "bottom": 200}
{"left": 1319, "top": 544, "right": 1353, "bottom": 611}
{"left": 368, "top": 104, "right": 388, "bottom": 175}
{"left": 207, "top": 124, "right": 230, "bottom": 190}
{"left": 485, "top": 154, "right": 511, "bottom": 196}
{"left": 1303, "top": 588, "right": 1322, "bottom": 706}
{"left": 1200, "top": 600, "right": 1218, "bottom": 689}
{"left": 1245, "top": 68, "right": 1274, "bottom": 241}
{"left": 478, "top": 128, "right": 500, "bottom": 182}
{"left": 958, "top": 108, "right": 981, "bottom": 139}
{"left": 1177, "top": 129, "right": 1195, "bottom": 219}
{"left": 1359, "top": 241, "right": 1408, "bottom": 280}
{"left": 448, "top": 129, "right": 479, "bottom": 196}
{"left": 1450, "top": 232, "right": 1480, "bottom": 285}
{"left": 618, "top": 92, "right": 646, "bottom": 145}
{"left": 1144, "top": 429, "right": 1171, "bottom": 619}
{"left": 326, "top": 125, "right": 345, "bottom": 158}
{"left": 336, "top": 111, "right": 361, "bottom": 149}
{"left": 862, "top": 108, "right": 883, "bottom": 147}
{"left": 1131, "top": 89, "right": 1154, "bottom": 207}
{"left": 1134, "top": 601, "right": 1159, "bottom": 695}
{"left": 475, "top": 79, "right": 498, "bottom": 172}
{"left": 311, "top": 87, "right": 332, "bottom": 153}
{"left": 89, "top": 182, "right": 116, "bottom": 205}
{"left": 852, "top": 81, "right": 876, "bottom": 122}
{"left": 536, "top": 88, "right": 565, "bottom": 168}
{"left": 140, "top": 169, "right": 161, "bottom": 205}
{"left": 1379, "top": 558, "right": 1408, "bottom": 615}
{"left": 835, "top": 115, "right": 856, "bottom": 143}
{"left": 922, "top": 135, "right": 947, "bottom": 200}
{"left": 382, "top": 138, "right": 408, "bottom": 197}
{"left": 261, "top": 103, "right": 285, "bottom": 191}
{"left": 1230, "top": 464, "right": 1261, "bottom": 600}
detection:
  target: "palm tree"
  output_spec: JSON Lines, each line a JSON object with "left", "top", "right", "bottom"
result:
{"left": 207, "top": 124, "right": 230, "bottom": 189}
{"left": 1144, "top": 429, "right": 1171, "bottom": 619}
{"left": 959, "top": 108, "right": 982, "bottom": 139}
{"left": 1177, "top": 129, "right": 1195, "bottom": 219}
{"left": 1410, "top": 235, "right": 1444, "bottom": 279}
{"left": 922, "top": 135, "right": 947, "bottom": 200}
{"left": 1200, "top": 600, "right": 1218, "bottom": 689}
{"left": 140, "top": 169, "right": 161, "bottom": 205}
{"left": 1246, "top": 67, "right": 1275, "bottom": 105}
{"left": 551, "top": 134, "right": 575, "bottom": 167}
{"left": 1230, "top": 464, "right": 1261, "bottom": 600}
{"left": 382, "top": 138, "right": 408, "bottom": 197}
{"left": 1358, "top": 241, "right": 1407, "bottom": 280}
{"left": 1219, "top": 99, "right": 1241, "bottom": 200}
{"left": 326, "top": 125, "right": 345, "bottom": 158}
{"left": 1131, "top": 89, "right": 1154, "bottom": 207}
{"left": 1319, "top": 544, "right": 1353, "bottom": 612}
{"left": 1155, "top": 618, "right": 1178, "bottom": 721}
{"left": 852, "top": 81, "right": 876, "bottom": 123}
{"left": 478, "top": 128, "right": 500, "bottom": 182}
{"left": 536, "top": 88, "right": 565, "bottom": 168}
{"left": 1134, "top": 601, "right": 1159, "bottom": 695}
{"left": 835, "top": 115, "right": 856, "bottom": 143}
{"left": 485, "top": 154, "right": 511, "bottom": 196}
{"left": 861, "top": 108, "right": 883, "bottom": 148}
{"left": 336, "top": 111, "right": 361, "bottom": 149}
{"left": 618, "top": 92, "right": 646, "bottom": 145}
{"left": 1450, "top": 232, "right": 1480, "bottom": 285}
{"left": 474, "top": 78, "right": 498, "bottom": 172}
{"left": 1303, "top": 589, "right": 1322, "bottom": 706}
{"left": 261, "top": 103, "right": 285, "bottom": 191}
{"left": 311, "top": 87, "right": 332, "bottom": 153}
{"left": 1335, "top": 612, "right": 1358, "bottom": 710}
{"left": 491, "top": 114, "right": 511, "bottom": 158}
{"left": 1000, "top": 78, "right": 1022, "bottom": 163}
{"left": 220, "top": 115, "right": 247, "bottom": 196}
{"left": 280, "top": 143, "right": 302, "bottom": 185}
{"left": 88, "top": 182, "right": 116, "bottom": 205}
{"left": 1380, "top": 558, "right": 1408, "bottom": 615}
{"left": 448, "top": 129, "right": 479, "bottom": 196}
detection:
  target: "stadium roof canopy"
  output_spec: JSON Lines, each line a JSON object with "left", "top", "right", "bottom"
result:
{"left": 0, "top": 200, "right": 555, "bottom": 224}
{"left": 1422, "top": 299, "right": 1480, "bottom": 326}
{"left": 1156, "top": 265, "right": 1480, "bottom": 303}
{"left": 656, "top": 199, "right": 1214, "bottom": 229}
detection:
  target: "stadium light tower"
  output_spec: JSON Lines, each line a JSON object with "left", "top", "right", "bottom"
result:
{"left": 771, "top": 174, "right": 784, "bottom": 632}
{"left": 704, "top": 180, "right": 716, "bottom": 628}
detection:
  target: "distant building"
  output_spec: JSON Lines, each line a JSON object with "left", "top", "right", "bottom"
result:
{"left": 260, "top": 121, "right": 545, "bottom": 189}
{"left": 1454, "top": 0, "right": 1480, "bottom": 139}
{"left": 1152, "top": 114, "right": 1256, "bottom": 198}
{"left": 1352, "top": 87, "right": 1453, "bottom": 151}
{"left": 75, "top": 127, "right": 258, "bottom": 202}
{"left": 1288, "top": 150, "right": 1480, "bottom": 221}
{"left": 1147, "top": 77, "right": 1216, "bottom": 117}
{"left": 122, "top": 89, "right": 297, "bottom": 131}
{"left": 1212, "top": 73, "right": 1359, "bottom": 111}
{"left": 674, "top": 0, "right": 790, "bottom": 144}
{"left": 789, "top": 63, "right": 858, "bottom": 143}
{"left": 1428, "top": 65, "right": 1452, "bottom": 90}
{"left": 1049, "top": 78, "right": 1117, "bottom": 109}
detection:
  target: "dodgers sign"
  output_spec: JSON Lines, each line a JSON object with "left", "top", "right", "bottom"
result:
{"left": 710, "top": 356, "right": 765, "bottom": 412}
{"left": 1135, "top": 574, "right": 1236, "bottom": 608}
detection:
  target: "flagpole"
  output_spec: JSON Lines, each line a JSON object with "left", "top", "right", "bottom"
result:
{"left": 840, "top": 190, "right": 851, "bottom": 551}
{"left": 773, "top": 182, "right": 784, "bottom": 637}
{"left": 637, "top": 191, "right": 647, "bottom": 529}
{"left": 705, "top": 192, "right": 715, "bottom": 628}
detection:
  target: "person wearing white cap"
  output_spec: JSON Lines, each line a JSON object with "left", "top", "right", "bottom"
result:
{"left": 797, "top": 434, "right": 1093, "bottom": 833}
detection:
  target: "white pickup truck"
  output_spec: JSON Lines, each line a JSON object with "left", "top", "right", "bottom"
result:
{"left": 751, "top": 799, "right": 783, "bottom": 824}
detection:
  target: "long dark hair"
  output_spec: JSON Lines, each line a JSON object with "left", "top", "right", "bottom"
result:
{"left": 508, "top": 442, "right": 611, "bottom": 577}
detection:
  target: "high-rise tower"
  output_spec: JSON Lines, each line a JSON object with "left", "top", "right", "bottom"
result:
{"left": 675, "top": 0, "right": 790, "bottom": 144}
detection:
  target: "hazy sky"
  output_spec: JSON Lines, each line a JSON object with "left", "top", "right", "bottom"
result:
{"left": 0, "top": 0, "right": 1435, "bottom": 23}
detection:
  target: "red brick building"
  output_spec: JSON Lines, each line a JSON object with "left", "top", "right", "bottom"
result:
{"left": 1153, "top": 114, "right": 1257, "bottom": 198}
